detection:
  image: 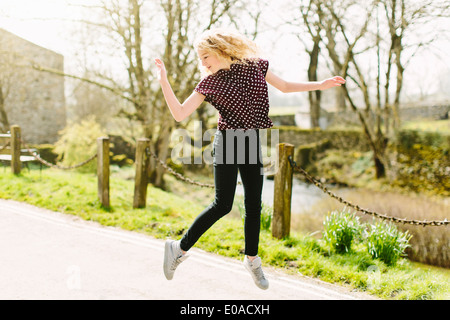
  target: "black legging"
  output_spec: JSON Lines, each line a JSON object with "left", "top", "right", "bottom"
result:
{"left": 180, "top": 129, "right": 264, "bottom": 256}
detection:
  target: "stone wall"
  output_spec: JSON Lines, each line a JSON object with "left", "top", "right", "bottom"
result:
{"left": 399, "top": 105, "right": 449, "bottom": 121}
{"left": 274, "top": 127, "right": 370, "bottom": 151}
{"left": 329, "top": 105, "right": 449, "bottom": 127}
{"left": 0, "top": 28, "right": 66, "bottom": 143}
{"left": 270, "top": 105, "right": 450, "bottom": 129}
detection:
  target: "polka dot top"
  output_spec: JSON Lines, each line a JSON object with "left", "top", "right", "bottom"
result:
{"left": 195, "top": 58, "right": 273, "bottom": 130}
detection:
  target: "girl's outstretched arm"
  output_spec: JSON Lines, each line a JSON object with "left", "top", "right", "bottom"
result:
{"left": 265, "top": 69, "right": 345, "bottom": 93}
{"left": 155, "top": 58, "right": 205, "bottom": 122}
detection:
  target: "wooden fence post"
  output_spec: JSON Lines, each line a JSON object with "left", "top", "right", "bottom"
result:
{"left": 97, "top": 137, "right": 110, "bottom": 208}
{"left": 272, "top": 143, "right": 294, "bottom": 239}
{"left": 11, "top": 125, "right": 21, "bottom": 175}
{"left": 133, "top": 138, "right": 150, "bottom": 208}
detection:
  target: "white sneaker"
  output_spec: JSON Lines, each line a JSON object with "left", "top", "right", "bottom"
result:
{"left": 163, "top": 240, "right": 188, "bottom": 280}
{"left": 244, "top": 256, "right": 269, "bottom": 290}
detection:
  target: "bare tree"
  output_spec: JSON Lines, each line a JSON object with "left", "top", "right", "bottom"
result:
{"left": 300, "top": 0, "right": 449, "bottom": 178}
{"left": 293, "top": 0, "right": 324, "bottom": 128}
{"left": 28, "top": 0, "right": 240, "bottom": 187}
{"left": 290, "top": 0, "right": 349, "bottom": 127}
{"left": 149, "top": 0, "right": 240, "bottom": 186}
{"left": 68, "top": 78, "right": 122, "bottom": 127}
{"left": 321, "top": 0, "right": 389, "bottom": 177}
{"left": 381, "top": 0, "right": 450, "bottom": 134}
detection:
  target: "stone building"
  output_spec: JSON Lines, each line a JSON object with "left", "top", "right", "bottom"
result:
{"left": 0, "top": 28, "right": 66, "bottom": 144}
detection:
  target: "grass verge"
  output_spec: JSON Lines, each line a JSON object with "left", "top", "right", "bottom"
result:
{"left": 0, "top": 168, "right": 448, "bottom": 300}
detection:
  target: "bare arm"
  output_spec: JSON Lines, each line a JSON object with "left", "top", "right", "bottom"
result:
{"left": 265, "top": 69, "right": 346, "bottom": 93}
{"left": 155, "top": 58, "right": 205, "bottom": 122}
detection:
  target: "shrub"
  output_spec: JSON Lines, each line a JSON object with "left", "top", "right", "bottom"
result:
{"left": 392, "top": 129, "right": 450, "bottom": 195}
{"left": 396, "top": 129, "right": 449, "bottom": 151}
{"left": 323, "top": 210, "right": 362, "bottom": 254}
{"left": 54, "top": 117, "right": 107, "bottom": 173}
{"left": 365, "top": 222, "right": 412, "bottom": 266}
{"left": 109, "top": 135, "right": 135, "bottom": 166}
{"left": 392, "top": 143, "right": 450, "bottom": 196}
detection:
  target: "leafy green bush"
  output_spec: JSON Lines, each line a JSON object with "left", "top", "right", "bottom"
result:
{"left": 391, "top": 129, "right": 450, "bottom": 195}
{"left": 54, "top": 117, "right": 107, "bottom": 173}
{"left": 393, "top": 143, "right": 450, "bottom": 196}
{"left": 323, "top": 210, "right": 362, "bottom": 254}
{"left": 365, "top": 222, "right": 412, "bottom": 266}
{"left": 397, "top": 129, "right": 449, "bottom": 151}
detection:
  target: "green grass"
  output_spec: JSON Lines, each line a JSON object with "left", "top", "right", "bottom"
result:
{"left": 0, "top": 167, "right": 449, "bottom": 300}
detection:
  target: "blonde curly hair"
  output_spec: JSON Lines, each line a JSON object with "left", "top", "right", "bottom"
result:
{"left": 194, "top": 28, "right": 259, "bottom": 76}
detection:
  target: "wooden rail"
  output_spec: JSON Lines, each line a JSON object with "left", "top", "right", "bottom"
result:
{"left": 0, "top": 125, "right": 40, "bottom": 174}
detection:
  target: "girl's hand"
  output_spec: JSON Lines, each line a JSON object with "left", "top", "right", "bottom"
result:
{"left": 154, "top": 58, "right": 167, "bottom": 82}
{"left": 320, "top": 76, "right": 346, "bottom": 90}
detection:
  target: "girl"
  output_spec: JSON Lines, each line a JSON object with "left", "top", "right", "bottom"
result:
{"left": 155, "top": 29, "right": 345, "bottom": 290}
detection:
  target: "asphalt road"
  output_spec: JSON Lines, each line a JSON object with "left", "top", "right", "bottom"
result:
{"left": 0, "top": 199, "right": 375, "bottom": 300}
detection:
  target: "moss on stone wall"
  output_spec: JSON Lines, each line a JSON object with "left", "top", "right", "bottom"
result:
{"left": 275, "top": 126, "right": 369, "bottom": 151}
{"left": 275, "top": 126, "right": 449, "bottom": 195}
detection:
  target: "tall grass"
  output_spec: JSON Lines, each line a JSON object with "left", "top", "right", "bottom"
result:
{"left": 365, "top": 222, "right": 412, "bottom": 266}
{"left": 291, "top": 188, "right": 449, "bottom": 268}
{"left": 323, "top": 210, "right": 412, "bottom": 266}
{"left": 323, "top": 210, "right": 362, "bottom": 253}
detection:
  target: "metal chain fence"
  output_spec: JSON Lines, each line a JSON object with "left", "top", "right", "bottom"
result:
{"left": 21, "top": 139, "right": 97, "bottom": 170}
{"left": 15, "top": 135, "right": 448, "bottom": 227}
{"left": 146, "top": 149, "right": 215, "bottom": 188}
{"left": 147, "top": 148, "right": 448, "bottom": 227}
{"left": 288, "top": 156, "right": 449, "bottom": 227}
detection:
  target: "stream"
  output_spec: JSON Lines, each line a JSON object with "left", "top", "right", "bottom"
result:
{"left": 236, "top": 176, "right": 328, "bottom": 214}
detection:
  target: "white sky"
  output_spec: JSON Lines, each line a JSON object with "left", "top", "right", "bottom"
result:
{"left": 1, "top": 0, "right": 449, "bottom": 103}
{"left": 0, "top": 0, "right": 82, "bottom": 55}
